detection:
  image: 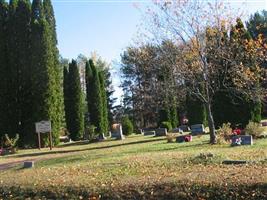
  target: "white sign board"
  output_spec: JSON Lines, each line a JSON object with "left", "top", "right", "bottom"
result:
{"left": 35, "top": 121, "right": 51, "bottom": 133}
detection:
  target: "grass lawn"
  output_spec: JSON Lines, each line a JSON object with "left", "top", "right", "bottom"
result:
{"left": 0, "top": 134, "right": 266, "bottom": 199}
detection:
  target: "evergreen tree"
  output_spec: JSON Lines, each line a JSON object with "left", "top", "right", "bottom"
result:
{"left": 30, "top": 0, "right": 62, "bottom": 145}
{"left": 0, "top": 0, "right": 8, "bottom": 143}
{"left": 65, "top": 60, "right": 84, "bottom": 140}
{"left": 186, "top": 95, "right": 207, "bottom": 125}
{"left": 63, "top": 66, "right": 70, "bottom": 136}
{"left": 99, "top": 71, "right": 109, "bottom": 134}
{"left": 246, "top": 10, "right": 267, "bottom": 40}
{"left": 43, "top": 0, "right": 64, "bottom": 143}
{"left": 89, "top": 60, "right": 103, "bottom": 135}
{"left": 5, "top": 0, "right": 32, "bottom": 143}
{"left": 85, "top": 60, "right": 93, "bottom": 121}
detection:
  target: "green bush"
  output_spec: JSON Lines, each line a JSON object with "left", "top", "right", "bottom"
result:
{"left": 216, "top": 123, "right": 232, "bottom": 144}
{"left": 122, "top": 116, "right": 133, "bottom": 136}
{"left": 160, "top": 121, "right": 172, "bottom": 132}
{"left": 87, "top": 125, "right": 98, "bottom": 140}
{"left": 245, "top": 121, "right": 264, "bottom": 138}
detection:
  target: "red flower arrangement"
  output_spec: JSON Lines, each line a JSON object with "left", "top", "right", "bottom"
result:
{"left": 232, "top": 128, "right": 241, "bottom": 135}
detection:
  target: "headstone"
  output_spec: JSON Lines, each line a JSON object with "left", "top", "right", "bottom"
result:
{"left": 222, "top": 160, "right": 248, "bottom": 165}
{"left": 24, "top": 161, "right": 34, "bottom": 168}
{"left": 171, "top": 128, "right": 183, "bottom": 134}
{"left": 111, "top": 124, "right": 125, "bottom": 140}
{"left": 144, "top": 131, "right": 156, "bottom": 136}
{"left": 176, "top": 135, "right": 185, "bottom": 143}
{"left": 179, "top": 125, "right": 190, "bottom": 132}
{"left": 155, "top": 128, "right": 167, "bottom": 136}
{"left": 191, "top": 124, "right": 205, "bottom": 135}
{"left": 262, "top": 122, "right": 267, "bottom": 126}
{"left": 231, "top": 135, "right": 253, "bottom": 146}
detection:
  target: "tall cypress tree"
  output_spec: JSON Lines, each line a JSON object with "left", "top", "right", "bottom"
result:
{"left": 30, "top": 0, "right": 61, "bottom": 145}
{"left": 0, "top": 0, "right": 8, "bottom": 143}
{"left": 85, "top": 60, "right": 93, "bottom": 121}
{"left": 99, "top": 71, "right": 108, "bottom": 135}
{"left": 63, "top": 65, "right": 70, "bottom": 132}
{"left": 65, "top": 60, "right": 84, "bottom": 140}
{"left": 43, "top": 0, "right": 64, "bottom": 140}
{"left": 5, "top": 0, "right": 18, "bottom": 138}
{"left": 89, "top": 60, "right": 103, "bottom": 135}
{"left": 5, "top": 0, "right": 32, "bottom": 142}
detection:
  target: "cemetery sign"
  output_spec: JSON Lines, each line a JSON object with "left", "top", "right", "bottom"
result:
{"left": 35, "top": 120, "right": 53, "bottom": 150}
{"left": 35, "top": 121, "right": 51, "bottom": 133}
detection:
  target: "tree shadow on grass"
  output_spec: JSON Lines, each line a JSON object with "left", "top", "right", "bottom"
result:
{"left": 12, "top": 137, "right": 166, "bottom": 159}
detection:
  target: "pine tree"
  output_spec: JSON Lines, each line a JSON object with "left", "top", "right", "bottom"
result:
{"left": 89, "top": 60, "right": 103, "bottom": 135}
{"left": 65, "top": 60, "right": 84, "bottom": 140}
{"left": 0, "top": 0, "right": 8, "bottom": 143}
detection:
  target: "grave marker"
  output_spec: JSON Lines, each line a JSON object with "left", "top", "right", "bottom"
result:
{"left": 155, "top": 128, "right": 167, "bottom": 136}
{"left": 231, "top": 135, "right": 253, "bottom": 146}
{"left": 191, "top": 124, "right": 205, "bottom": 135}
{"left": 144, "top": 131, "right": 156, "bottom": 136}
{"left": 111, "top": 124, "right": 125, "bottom": 140}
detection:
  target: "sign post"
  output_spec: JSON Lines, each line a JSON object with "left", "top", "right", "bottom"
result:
{"left": 35, "top": 121, "right": 52, "bottom": 150}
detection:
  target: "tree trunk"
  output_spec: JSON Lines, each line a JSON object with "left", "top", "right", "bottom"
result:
{"left": 205, "top": 102, "right": 216, "bottom": 144}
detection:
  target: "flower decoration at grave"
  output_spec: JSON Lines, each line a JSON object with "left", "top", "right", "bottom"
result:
{"left": 232, "top": 128, "right": 241, "bottom": 135}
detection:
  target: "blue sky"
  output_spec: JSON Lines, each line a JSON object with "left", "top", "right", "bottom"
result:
{"left": 54, "top": 0, "right": 146, "bottom": 62}
{"left": 52, "top": 0, "right": 267, "bottom": 102}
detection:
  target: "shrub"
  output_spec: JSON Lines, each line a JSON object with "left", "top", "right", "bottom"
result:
{"left": 216, "top": 123, "right": 232, "bottom": 144}
{"left": 4, "top": 134, "right": 19, "bottom": 153}
{"left": 122, "top": 116, "right": 133, "bottom": 136}
{"left": 245, "top": 121, "right": 264, "bottom": 138}
{"left": 160, "top": 121, "right": 172, "bottom": 132}
{"left": 86, "top": 125, "right": 98, "bottom": 140}
{"left": 166, "top": 133, "right": 177, "bottom": 143}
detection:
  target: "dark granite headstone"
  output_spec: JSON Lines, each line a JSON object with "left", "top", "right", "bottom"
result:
{"left": 191, "top": 124, "right": 205, "bottom": 135}
{"left": 171, "top": 128, "right": 183, "bottom": 134}
{"left": 144, "top": 131, "right": 156, "bottom": 136}
{"left": 24, "top": 161, "right": 34, "bottom": 168}
{"left": 111, "top": 124, "right": 125, "bottom": 140}
{"left": 231, "top": 135, "right": 253, "bottom": 146}
{"left": 222, "top": 160, "right": 248, "bottom": 165}
{"left": 155, "top": 128, "right": 167, "bottom": 136}
{"left": 176, "top": 135, "right": 185, "bottom": 143}
{"left": 179, "top": 125, "right": 190, "bottom": 132}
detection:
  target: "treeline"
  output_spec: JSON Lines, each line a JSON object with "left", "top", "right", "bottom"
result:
{"left": 0, "top": 0, "right": 64, "bottom": 146}
{"left": 121, "top": 11, "right": 267, "bottom": 130}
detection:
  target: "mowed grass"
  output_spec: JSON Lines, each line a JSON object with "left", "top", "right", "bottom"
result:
{"left": 0, "top": 134, "right": 267, "bottom": 199}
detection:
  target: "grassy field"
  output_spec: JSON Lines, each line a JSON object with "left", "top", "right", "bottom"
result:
{"left": 0, "top": 134, "right": 266, "bottom": 199}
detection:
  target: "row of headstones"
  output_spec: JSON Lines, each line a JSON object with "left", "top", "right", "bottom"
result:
{"left": 141, "top": 124, "right": 254, "bottom": 146}
{"left": 141, "top": 124, "right": 206, "bottom": 137}
{"left": 105, "top": 123, "right": 254, "bottom": 145}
